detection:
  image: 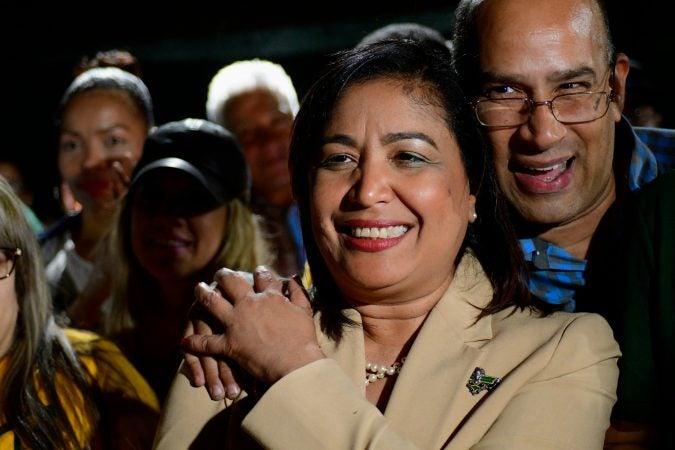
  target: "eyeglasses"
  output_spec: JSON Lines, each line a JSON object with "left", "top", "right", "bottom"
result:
{"left": 472, "top": 90, "right": 615, "bottom": 128}
{"left": 0, "top": 247, "right": 22, "bottom": 280}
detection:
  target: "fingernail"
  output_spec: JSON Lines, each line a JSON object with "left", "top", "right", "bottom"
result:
{"left": 210, "top": 383, "right": 224, "bottom": 400}
{"left": 225, "top": 383, "right": 241, "bottom": 400}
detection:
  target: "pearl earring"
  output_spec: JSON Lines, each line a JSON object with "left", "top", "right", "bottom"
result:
{"left": 471, "top": 212, "right": 478, "bottom": 222}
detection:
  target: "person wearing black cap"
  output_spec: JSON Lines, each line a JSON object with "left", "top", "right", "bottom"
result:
{"left": 103, "top": 118, "right": 272, "bottom": 403}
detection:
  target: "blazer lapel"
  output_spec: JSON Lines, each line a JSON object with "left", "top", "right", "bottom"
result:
{"left": 316, "top": 309, "right": 367, "bottom": 388}
{"left": 384, "top": 253, "right": 498, "bottom": 449}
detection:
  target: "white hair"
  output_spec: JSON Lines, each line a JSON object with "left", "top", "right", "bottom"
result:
{"left": 205, "top": 59, "right": 299, "bottom": 128}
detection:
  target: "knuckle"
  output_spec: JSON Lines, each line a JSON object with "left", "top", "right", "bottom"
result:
{"left": 199, "top": 289, "right": 220, "bottom": 310}
{"left": 214, "top": 267, "right": 234, "bottom": 282}
{"left": 192, "top": 335, "right": 210, "bottom": 353}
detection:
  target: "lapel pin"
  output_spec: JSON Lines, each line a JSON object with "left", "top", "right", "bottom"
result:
{"left": 466, "top": 367, "right": 502, "bottom": 395}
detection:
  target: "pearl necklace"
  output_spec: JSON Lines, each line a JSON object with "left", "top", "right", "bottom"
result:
{"left": 365, "top": 357, "right": 406, "bottom": 385}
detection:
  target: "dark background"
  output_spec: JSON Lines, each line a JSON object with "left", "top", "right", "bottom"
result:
{"left": 4, "top": 1, "right": 672, "bottom": 223}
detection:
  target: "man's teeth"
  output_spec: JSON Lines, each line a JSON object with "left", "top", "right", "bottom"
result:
{"left": 352, "top": 225, "right": 408, "bottom": 239}
{"left": 524, "top": 160, "right": 569, "bottom": 173}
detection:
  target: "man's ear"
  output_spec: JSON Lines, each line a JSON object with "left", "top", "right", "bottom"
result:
{"left": 611, "top": 53, "right": 631, "bottom": 117}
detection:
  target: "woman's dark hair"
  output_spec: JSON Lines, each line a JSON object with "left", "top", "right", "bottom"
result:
{"left": 356, "top": 22, "right": 453, "bottom": 53}
{"left": 289, "top": 39, "right": 547, "bottom": 341}
{"left": 73, "top": 48, "right": 143, "bottom": 78}
{"left": 56, "top": 66, "right": 155, "bottom": 130}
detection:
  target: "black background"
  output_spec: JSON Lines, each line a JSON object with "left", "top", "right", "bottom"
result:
{"left": 4, "top": 1, "right": 672, "bottom": 222}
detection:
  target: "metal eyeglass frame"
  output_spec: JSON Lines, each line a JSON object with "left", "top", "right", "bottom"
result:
{"left": 472, "top": 67, "right": 617, "bottom": 127}
{"left": 0, "top": 247, "right": 22, "bottom": 280}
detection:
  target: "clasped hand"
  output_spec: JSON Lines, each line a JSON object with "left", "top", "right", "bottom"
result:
{"left": 181, "top": 266, "right": 324, "bottom": 401}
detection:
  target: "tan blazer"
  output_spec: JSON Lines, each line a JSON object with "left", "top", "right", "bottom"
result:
{"left": 153, "top": 254, "right": 619, "bottom": 449}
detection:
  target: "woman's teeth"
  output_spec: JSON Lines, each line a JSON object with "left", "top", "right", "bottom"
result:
{"left": 351, "top": 225, "right": 408, "bottom": 239}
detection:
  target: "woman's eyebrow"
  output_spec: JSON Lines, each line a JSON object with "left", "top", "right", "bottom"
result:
{"left": 382, "top": 132, "right": 437, "bottom": 148}
{"left": 322, "top": 134, "right": 356, "bottom": 146}
{"left": 321, "top": 131, "right": 438, "bottom": 148}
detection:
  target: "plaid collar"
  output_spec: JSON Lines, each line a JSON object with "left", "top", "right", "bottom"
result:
{"left": 521, "top": 237, "right": 585, "bottom": 311}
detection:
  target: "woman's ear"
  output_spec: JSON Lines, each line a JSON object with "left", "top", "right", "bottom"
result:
{"left": 468, "top": 194, "right": 477, "bottom": 224}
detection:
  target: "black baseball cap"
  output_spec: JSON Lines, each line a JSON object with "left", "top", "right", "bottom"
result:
{"left": 130, "top": 118, "right": 251, "bottom": 207}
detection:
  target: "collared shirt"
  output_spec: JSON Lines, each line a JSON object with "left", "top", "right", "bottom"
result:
{"left": 521, "top": 117, "right": 675, "bottom": 313}
{"left": 633, "top": 125, "right": 675, "bottom": 174}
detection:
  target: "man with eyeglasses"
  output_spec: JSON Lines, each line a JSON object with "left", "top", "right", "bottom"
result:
{"left": 452, "top": 0, "right": 675, "bottom": 447}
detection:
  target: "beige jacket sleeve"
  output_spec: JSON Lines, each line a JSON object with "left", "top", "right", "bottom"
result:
{"left": 152, "top": 362, "right": 227, "bottom": 449}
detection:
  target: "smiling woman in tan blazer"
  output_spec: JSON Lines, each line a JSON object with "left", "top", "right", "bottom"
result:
{"left": 154, "top": 39, "right": 620, "bottom": 450}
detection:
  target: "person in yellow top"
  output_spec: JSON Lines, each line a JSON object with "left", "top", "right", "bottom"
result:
{"left": 0, "top": 176, "right": 159, "bottom": 450}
